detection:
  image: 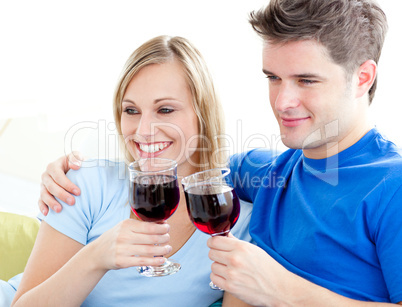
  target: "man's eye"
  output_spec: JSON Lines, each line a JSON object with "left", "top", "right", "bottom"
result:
{"left": 124, "top": 108, "right": 139, "bottom": 115}
{"left": 159, "top": 108, "right": 174, "bottom": 114}
{"left": 300, "top": 79, "right": 317, "bottom": 85}
{"left": 266, "top": 75, "right": 280, "bottom": 82}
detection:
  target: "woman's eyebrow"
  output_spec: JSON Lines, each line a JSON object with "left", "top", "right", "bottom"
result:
{"left": 122, "top": 99, "right": 135, "bottom": 105}
{"left": 154, "top": 97, "right": 177, "bottom": 104}
{"left": 122, "top": 97, "right": 185, "bottom": 105}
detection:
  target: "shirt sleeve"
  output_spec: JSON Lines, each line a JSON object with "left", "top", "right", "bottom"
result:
{"left": 228, "top": 149, "right": 277, "bottom": 203}
{"left": 37, "top": 164, "right": 105, "bottom": 245}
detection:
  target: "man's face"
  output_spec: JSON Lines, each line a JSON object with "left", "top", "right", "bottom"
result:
{"left": 263, "top": 40, "right": 366, "bottom": 158}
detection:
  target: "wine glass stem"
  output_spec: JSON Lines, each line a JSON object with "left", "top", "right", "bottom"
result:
{"left": 210, "top": 232, "right": 229, "bottom": 290}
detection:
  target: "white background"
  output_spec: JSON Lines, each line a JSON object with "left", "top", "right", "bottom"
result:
{"left": 0, "top": 0, "right": 401, "bottom": 216}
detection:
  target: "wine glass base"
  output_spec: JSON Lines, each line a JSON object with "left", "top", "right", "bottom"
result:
{"left": 137, "top": 259, "right": 181, "bottom": 277}
{"left": 209, "top": 281, "right": 224, "bottom": 291}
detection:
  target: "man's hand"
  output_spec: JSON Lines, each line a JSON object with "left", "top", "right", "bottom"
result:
{"left": 208, "top": 234, "right": 290, "bottom": 307}
{"left": 38, "top": 151, "right": 83, "bottom": 215}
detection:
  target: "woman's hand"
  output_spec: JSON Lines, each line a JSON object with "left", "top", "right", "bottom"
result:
{"left": 93, "top": 218, "right": 172, "bottom": 269}
{"left": 39, "top": 152, "right": 83, "bottom": 215}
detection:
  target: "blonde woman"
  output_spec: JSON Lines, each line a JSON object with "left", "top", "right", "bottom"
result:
{"left": 12, "top": 36, "right": 252, "bottom": 307}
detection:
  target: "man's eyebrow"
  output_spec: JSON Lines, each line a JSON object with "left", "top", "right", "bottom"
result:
{"left": 262, "top": 69, "right": 274, "bottom": 75}
{"left": 262, "top": 69, "right": 326, "bottom": 80}
{"left": 292, "top": 73, "right": 325, "bottom": 80}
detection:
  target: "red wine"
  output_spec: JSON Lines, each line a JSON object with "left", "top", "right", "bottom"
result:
{"left": 184, "top": 185, "right": 240, "bottom": 236}
{"left": 130, "top": 175, "right": 180, "bottom": 222}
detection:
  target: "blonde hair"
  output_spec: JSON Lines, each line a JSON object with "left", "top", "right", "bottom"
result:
{"left": 113, "top": 35, "right": 226, "bottom": 171}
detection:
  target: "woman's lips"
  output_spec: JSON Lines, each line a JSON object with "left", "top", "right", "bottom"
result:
{"left": 135, "top": 141, "right": 172, "bottom": 158}
{"left": 281, "top": 117, "right": 310, "bottom": 127}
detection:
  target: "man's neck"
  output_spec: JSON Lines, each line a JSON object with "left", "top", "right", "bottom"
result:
{"left": 303, "top": 122, "right": 372, "bottom": 159}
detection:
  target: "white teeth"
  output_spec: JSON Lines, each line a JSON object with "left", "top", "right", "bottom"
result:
{"left": 139, "top": 143, "right": 169, "bottom": 153}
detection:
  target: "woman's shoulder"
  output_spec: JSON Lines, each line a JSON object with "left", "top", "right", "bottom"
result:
{"left": 67, "top": 159, "right": 128, "bottom": 191}
{"left": 42, "top": 160, "right": 129, "bottom": 245}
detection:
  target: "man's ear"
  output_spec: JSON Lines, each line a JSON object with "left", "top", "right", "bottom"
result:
{"left": 355, "top": 60, "right": 377, "bottom": 99}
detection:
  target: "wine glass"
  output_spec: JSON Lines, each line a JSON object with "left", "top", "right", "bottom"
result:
{"left": 128, "top": 158, "right": 181, "bottom": 277}
{"left": 181, "top": 168, "right": 240, "bottom": 290}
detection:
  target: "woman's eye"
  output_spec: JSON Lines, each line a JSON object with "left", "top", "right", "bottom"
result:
{"left": 158, "top": 108, "right": 174, "bottom": 114}
{"left": 124, "top": 108, "right": 139, "bottom": 115}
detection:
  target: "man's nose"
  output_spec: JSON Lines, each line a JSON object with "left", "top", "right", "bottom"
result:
{"left": 274, "top": 83, "right": 301, "bottom": 112}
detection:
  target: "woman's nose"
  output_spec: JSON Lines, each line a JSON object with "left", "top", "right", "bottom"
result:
{"left": 136, "top": 113, "right": 157, "bottom": 140}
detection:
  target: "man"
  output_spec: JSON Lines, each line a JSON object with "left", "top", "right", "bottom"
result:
{"left": 207, "top": 0, "right": 402, "bottom": 305}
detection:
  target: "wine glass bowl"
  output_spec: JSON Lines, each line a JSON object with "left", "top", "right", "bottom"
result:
{"left": 128, "top": 158, "right": 181, "bottom": 277}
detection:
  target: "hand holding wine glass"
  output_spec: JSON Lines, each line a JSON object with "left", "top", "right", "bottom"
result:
{"left": 128, "top": 158, "right": 181, "bottom": 277}
{"left": 182, "top": 168, "right": 240, "bottom": 289}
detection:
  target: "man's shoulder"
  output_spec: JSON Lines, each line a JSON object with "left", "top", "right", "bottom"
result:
{"left": 231, "top": 148, "right": 300, "bottom": 169}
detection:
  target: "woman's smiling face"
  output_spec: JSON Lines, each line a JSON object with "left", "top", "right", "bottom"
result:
{"left": 120, "top": 59, "right": 200, "bottom": 176}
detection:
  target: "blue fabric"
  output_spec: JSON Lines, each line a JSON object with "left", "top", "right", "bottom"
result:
{"left": 30, "top": 160, "right": 253, "bottom": 307}
{"left": 229, "top": 128, "right": 402, "bottom": 303}
{"left": 208, "top": 298, "right": 222, "bottom": 307}
{"left": 0, "top": 274, "right": 21, "bottom": 307}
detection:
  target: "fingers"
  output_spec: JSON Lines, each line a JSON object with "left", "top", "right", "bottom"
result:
{"left": 113, "top": 241, "right": 171, "bottom": 269}
{"left": 208, "top": 236, "right": 233, "bottom": 267}
{"left": 116, "top": 219, "right": 171, "bottom": 246}
{"left": 38, "top": 199, "right": 49, "bottom": 216}
{"left": 115, "top": 255, "right": 167, "bottom": 269}
{"left": 208, "top": 235, "right": 246, "bottom": 268}
{"left": 126, "top": 219, "right": 170, "bottom": 235}
{"left": 209, "top": 247, "right": 231, "bottom": 267}
{"left": 101, "top": 220, "right": 173, "bottom": 270}
{"left": 207, "top": 234, "right": 238, "bottom": 251}
{"left": 123, "top": 220, "right": 171, "bottom": 253}
{"left": 39, "top": 183, "right": 63, "bottom": 213}
{"left": 124, "top": 242, "right": 172, "bottom": 257}
{"left": 123, "top": 230, "right": 171, "bottom": 246}
{"left": 210, "top": 270, "right": 227, "bottom": 291}
{"left": 210, "top": 263, "right": 255, "bottom": 296}
{"left": 67, "top": 151, "right": 84, "bottom": 171}
{"left": 227, "top": 232, "right": 236, "bottom": 239}
{"left": 38, "top": 153, "right": 83, "bottom": 214}
{"left": 46, "top": 163, "right": 80, "bottom": 197}
{"left": 209, "top": 243, "right": 249, "bottom": 293}
{"left": 41, "top": 170, "right": 77, "bottom": 207}
{"left": 41, "top": 173, "right": 74, "bottom": 208}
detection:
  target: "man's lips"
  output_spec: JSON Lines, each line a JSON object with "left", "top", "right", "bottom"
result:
{"left": 280, "top": 117, "right": 310, "bottom": 127}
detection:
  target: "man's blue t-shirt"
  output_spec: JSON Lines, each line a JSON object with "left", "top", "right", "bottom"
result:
{"left": 229, "top": 128, "right": 402, "bottom": 303}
